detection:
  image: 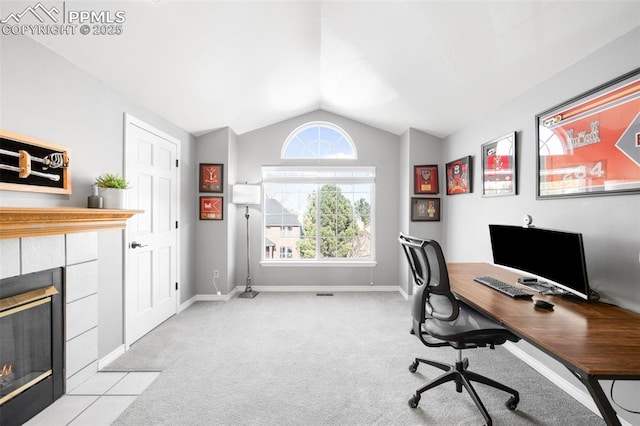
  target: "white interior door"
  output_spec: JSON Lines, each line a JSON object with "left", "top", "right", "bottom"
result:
{"left": 124, "top": 114, "right": 179, "bottom": 347}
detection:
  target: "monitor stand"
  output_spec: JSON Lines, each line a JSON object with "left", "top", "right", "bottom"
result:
{"left": 520, "top": 280, "right": 562, "bottom": 295}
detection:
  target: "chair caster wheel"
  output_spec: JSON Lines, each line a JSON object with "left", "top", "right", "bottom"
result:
{"left": 409, "top": 361, "right": 418, "bottom": 373}
{"left": 408, "top": 395, "right": 420, "bottom": 408}
{"left": 505, "top": 395, "right": 519, "bottom": 410}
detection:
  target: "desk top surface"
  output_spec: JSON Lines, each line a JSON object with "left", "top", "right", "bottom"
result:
{"left": 448, "top": 263, "right": 640, "bottom": 378}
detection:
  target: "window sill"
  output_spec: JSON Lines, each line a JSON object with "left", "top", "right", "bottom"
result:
{"left": 260, "top": 260, "right": 377, "bottom": 268}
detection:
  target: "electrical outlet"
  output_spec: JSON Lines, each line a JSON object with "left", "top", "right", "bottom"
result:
{"left": 213, "top": 270, "right": 219, "bottom": 278}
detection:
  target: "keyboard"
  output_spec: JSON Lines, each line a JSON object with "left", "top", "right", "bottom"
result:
{"left": 473, "top": 276, "right": 533, "bottom": 299}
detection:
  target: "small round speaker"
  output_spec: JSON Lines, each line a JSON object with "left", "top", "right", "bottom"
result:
{"left": 523, "top": 214, "right": 533, "bottom": 227}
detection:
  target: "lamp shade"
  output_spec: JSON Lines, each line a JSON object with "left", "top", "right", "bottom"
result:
{"left": 232, "top": 184, "right": 261, "bottom": 205}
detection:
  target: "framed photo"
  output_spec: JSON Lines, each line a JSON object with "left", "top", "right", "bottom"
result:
{"left": 411, "top": 197, "right": 440, "bottom": 221}
{"left": 481, "top": 132, "right": 517, "bottom": 197}
{"left": 445, "top": 156, "right": 472, "bottom": 195}
{"left": 199, "top": 196, "right": 223, "bottom": 220}
{"left": 536, "top": 67, "right": 640, "bottom": 199}
{"left": 414, "top": 165, "right": 439, "bottom": 194}
{"left": 199, "top": 163, "right": 223, "bottom": 193}
{"left": 0, "top": 130, "right": 71, "bottom": 194}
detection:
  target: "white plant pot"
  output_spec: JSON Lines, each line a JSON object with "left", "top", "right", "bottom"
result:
{"left": 98, "top": 187, "right": 127, "bottom": 209}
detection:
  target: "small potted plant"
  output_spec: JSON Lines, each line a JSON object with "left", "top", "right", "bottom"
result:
{"left": 94, "top": 173, "right": 130, "bottom": 209}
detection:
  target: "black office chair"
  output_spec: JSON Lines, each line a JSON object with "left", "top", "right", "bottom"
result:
{"left": 399, "top": 233, "right": 521, "bottom": 426}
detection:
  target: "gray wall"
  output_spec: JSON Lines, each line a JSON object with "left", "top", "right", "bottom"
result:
{"left": 442, "top": 27, "right": 640, "bottom": 312}
{"left": 234, "top": 110, "right": 400, "bottom": 288}
{"left": 194, "top": 128, "right": 233, "bottom": 295}
{"left": 441, "top": 27, "right": 640, "bottom": 424}
{"left": 398, "top": 128, "right": 444, "bottom": 295}
{"left": 0, "top": 35, "right": 197, "bottom": 358}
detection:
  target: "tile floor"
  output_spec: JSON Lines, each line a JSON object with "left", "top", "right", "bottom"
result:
{"left": 25, "top": 371, "right": 160, "bottom": 426}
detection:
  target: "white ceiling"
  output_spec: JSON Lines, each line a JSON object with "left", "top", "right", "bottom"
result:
{"left": 29, "top": 0, "right": 640, "bottom": 137}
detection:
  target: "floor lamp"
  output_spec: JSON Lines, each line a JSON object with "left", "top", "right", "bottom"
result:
{"left": 232, "top": 183, "right": 261, "bottom": 299}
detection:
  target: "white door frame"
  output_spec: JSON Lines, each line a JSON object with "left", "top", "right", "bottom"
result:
{"left": 123, "top": 113, "right": 181, "bottom": 349}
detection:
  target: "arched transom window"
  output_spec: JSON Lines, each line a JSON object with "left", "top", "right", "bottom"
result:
{"left": 281, "top": 121, "right": 357, "bottom": 159}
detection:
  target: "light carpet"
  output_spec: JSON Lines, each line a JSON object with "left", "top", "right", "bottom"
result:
{"left": 107, "top": 292, "right": 604, "bottom": 425}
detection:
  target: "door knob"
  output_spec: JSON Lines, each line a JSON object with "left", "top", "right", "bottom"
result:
{"left": 130, "top": 241, "right": 148, "bottom": 249}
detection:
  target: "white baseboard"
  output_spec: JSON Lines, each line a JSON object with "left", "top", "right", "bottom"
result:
{"left": 242, "top": 285, "right": 404, "bottom": 294}
{"left": 397, "top": 287, "right": 409, "bottom": 300}
{"left": 189, "top": 286, "right": 404, "bottom": 303}
{"left": 98, "top": 344, "right": 126, "bottom": 370}
{"left": 179, "top": 295, "right": 197, "bottom": 312}
{"left": 195, "top": 287, "right": 242, "bottom": 302}
{"left": 504, "top": 342, "right": 633, "bottom": 426}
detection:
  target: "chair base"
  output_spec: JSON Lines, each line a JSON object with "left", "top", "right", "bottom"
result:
{"left": 408, "top": 355, "right": 519, "bottom": 426}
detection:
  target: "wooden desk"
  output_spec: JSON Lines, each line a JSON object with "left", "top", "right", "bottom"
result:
{"left": 448, "top": 263, "right": 640, "bottom": 426}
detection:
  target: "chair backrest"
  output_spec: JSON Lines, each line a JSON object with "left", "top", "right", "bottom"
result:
{"left": 398, "top": 233, "right": 460, "bottom": 324}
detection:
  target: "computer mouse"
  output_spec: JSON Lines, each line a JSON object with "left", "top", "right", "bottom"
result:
{"left": 533, "top": 299, "right": 554, "bottom": 310}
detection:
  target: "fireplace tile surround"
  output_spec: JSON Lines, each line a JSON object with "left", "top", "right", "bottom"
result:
{"left": 0, "top": 207, "right": 140, "bottom": 423}
{"left": 1, "top": 232, "right": 100, "bottom": 392}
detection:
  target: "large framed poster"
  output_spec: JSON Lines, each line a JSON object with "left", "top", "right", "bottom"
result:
{"left": 536, "top": 67, "right": 640, "bottom": 199}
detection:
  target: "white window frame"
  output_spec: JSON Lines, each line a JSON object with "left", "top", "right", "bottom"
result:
{"left": 261, "top": 166, "right": 376, "bottom": 267}
{"left": 281, "top": 121, "right": 357, "bottom": 160}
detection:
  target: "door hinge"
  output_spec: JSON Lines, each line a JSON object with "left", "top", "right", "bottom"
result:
{"left": 175, "top": 159, "right": 179, "bottom": 167}
{"left": 175, "top": 282, "right": 178, "bottom": 290}
{"left": 175, "top": 221, "right": 179, "bottom": 229}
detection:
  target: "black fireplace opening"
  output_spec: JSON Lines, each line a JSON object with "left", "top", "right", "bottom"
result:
{"left": 0, "top": 268, "right": 64, "bottom": 426}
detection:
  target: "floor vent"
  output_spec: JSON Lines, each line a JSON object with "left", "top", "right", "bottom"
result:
{"left": 316, "top": 293, "right": 334, "bottom": 296}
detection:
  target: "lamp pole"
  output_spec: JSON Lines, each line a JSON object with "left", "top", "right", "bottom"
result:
{"left": 239, "top": 203, "right": 258, "bottom": 298}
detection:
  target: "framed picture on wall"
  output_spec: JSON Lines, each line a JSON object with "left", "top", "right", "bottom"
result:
{"left": 414, "top": 165, "right": 439, "bottom": 194}
{"left": 445, "top": 155, "right": 472, "bottom": 195}
{"left": 481, "top": 132, "right": 517, "bottom": 197}
{"left": 536, "top": 67, "right": 640, "bottom": 199}
{"left": 0, "top": 130, "right": 71, "bottom": 194}
{"left": 411, "top": 197, "right": 440, "bottom": 221}
{"left": 199, "top": 196, "right": 223, "bottom": 220}
{"left": 199, "top": 163, "right": 223, "bottom": 193}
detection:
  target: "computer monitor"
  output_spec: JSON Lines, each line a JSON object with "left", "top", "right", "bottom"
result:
{"left": 488, "top": 224, "right": 592, "bottom": 300}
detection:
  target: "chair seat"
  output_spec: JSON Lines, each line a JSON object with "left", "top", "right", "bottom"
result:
{"left": 423, "top": 302, "right": 520, "bottom": 348}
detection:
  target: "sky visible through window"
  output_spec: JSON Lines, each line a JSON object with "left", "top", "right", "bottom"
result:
{"left": 282, "top": 122, "right": 356, "bottom": 159}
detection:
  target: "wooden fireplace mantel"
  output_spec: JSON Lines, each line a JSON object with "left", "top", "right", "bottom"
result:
{"left": 0, "top": 207, "right": 143, "bottom": 239}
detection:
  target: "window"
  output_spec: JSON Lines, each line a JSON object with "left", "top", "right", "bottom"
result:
{"left": 263, "top": 167, "right": 375, "bottom": 264}
{"left": 264, "top": 123, "right": 373, "bottom": 264}
{"left": 279, "top": 246, "right": 293, "bottom": 259}
{"left": 281, "top": 121, "right": 357, "bottom": 159}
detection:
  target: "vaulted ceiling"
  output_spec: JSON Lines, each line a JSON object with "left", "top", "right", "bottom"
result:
{"left": 28, "top": 0, "right": 640, "bottom": 137}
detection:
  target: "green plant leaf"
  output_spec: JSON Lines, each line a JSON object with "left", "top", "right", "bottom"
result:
{"left": 95, "top": 173, "right": 130, "bottom": 189}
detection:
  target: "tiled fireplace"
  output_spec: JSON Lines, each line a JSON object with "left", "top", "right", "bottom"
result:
{"left": 0, "top": 232, "right": 99, "bottom": 425}
{"left": 0, "top": 206, "right": 139, "bottom": 425}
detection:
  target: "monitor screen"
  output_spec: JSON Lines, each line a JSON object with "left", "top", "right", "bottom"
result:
{"left": 488, "top": 224, "right": 591, "bottom": 300}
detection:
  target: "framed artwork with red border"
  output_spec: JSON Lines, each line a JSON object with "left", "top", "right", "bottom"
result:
{"left": 481, "top": 132, "right": 517, "bottom": 197}
{"left": 414, "top": 165, "right": 439, "bottom": 194}
{"left": 199, "top": 196, "right": 223, "bottom": 220}
{"left": 446, "top": 155, "right": 472, "bottom": 195}
{"left": 536, "top": 67, "right": 640, "bottom": 198}
{"left": 411, "top": 197, "right": 440, "bottom": 221}
{"left": 199, "top": 163, "right": 223, "bottom": 193}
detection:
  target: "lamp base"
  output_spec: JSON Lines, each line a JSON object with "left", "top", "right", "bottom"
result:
{"left": 238, "top": 290, "right": 259, "bottom": 299}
